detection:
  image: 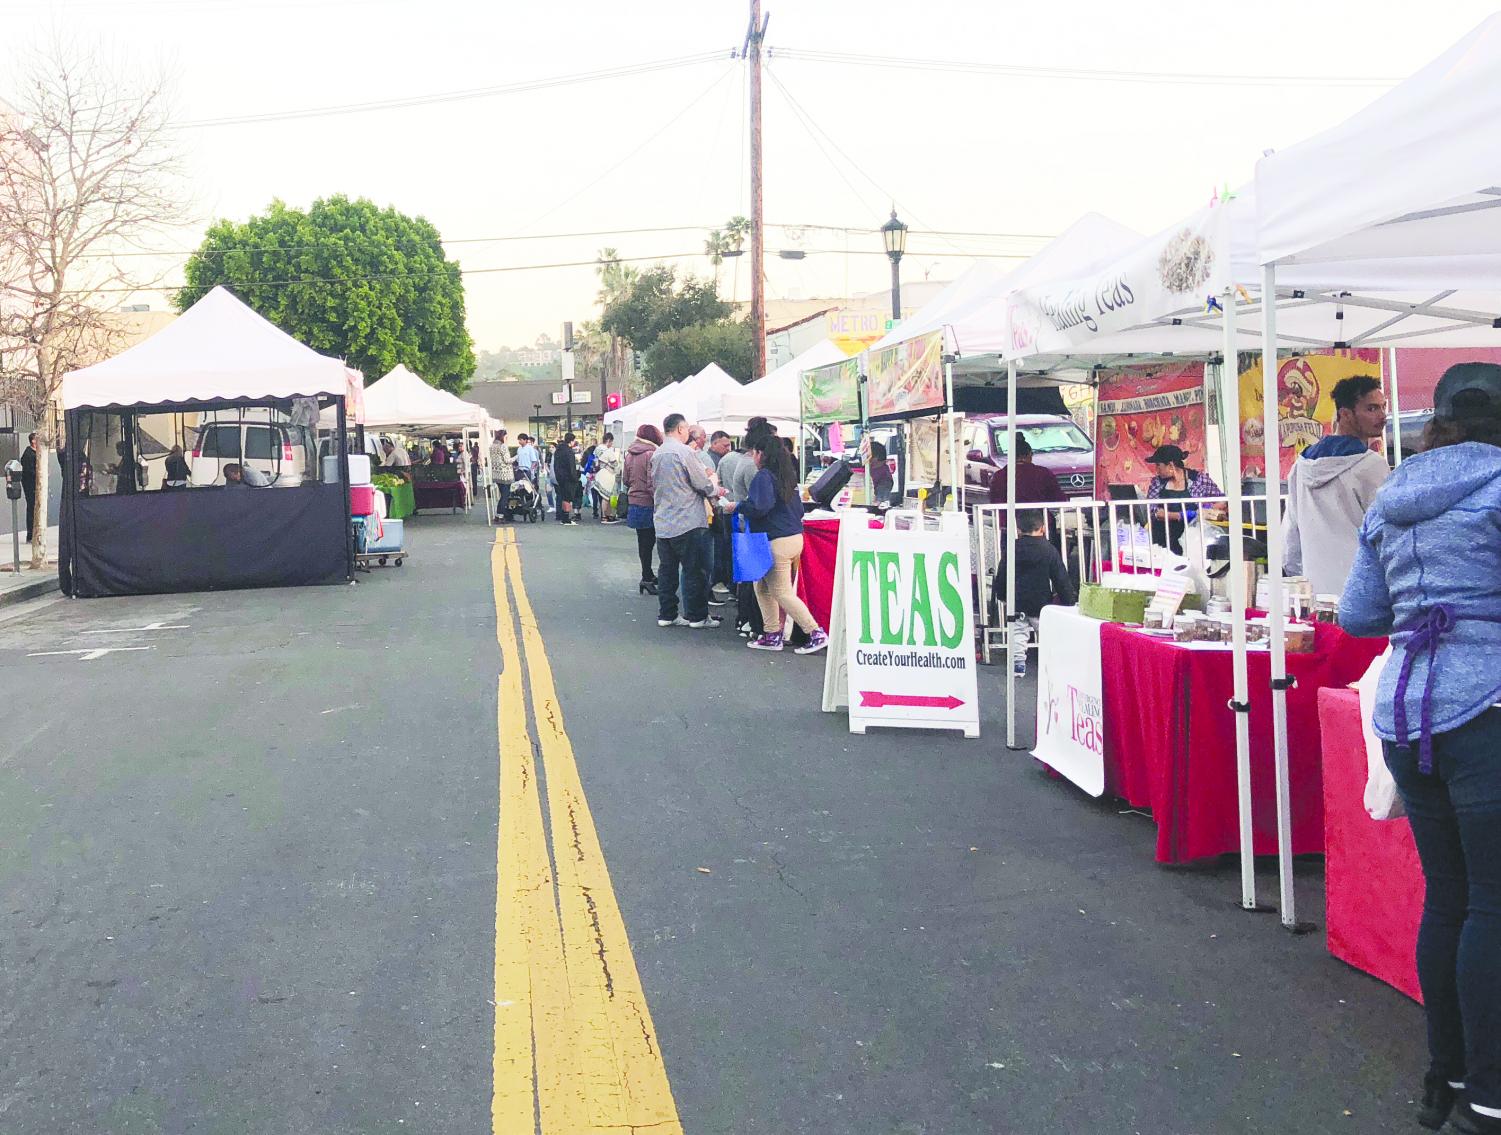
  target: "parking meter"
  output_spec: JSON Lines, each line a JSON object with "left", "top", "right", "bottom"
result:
{"left": 5, "top": 458, "right": 21, "bottom": 575}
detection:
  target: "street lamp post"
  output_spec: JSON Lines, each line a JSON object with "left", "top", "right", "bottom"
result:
{"left": 880, "top": 210, "right": 908, "bottom": 323}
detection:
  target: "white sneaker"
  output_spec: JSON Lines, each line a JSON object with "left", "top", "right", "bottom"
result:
{"left": 658, "top": 616, "right": 690, "bottom": 628}
{"left": 687, "top": 615, "right": 723, "bottom": 629}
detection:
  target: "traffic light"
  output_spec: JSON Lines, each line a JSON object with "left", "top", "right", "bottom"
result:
{"left": 605, "top": 391, "right": 623, "bottom": 411}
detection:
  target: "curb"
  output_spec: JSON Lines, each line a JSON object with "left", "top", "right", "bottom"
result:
{"left": 0, "top": 574, "right": 60, "bottom": 609}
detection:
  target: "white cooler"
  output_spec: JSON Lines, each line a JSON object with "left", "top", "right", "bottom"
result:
{"left": 324, "top": 454, "right": 372, "bottom": 485}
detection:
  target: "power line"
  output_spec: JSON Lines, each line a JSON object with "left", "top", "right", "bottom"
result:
{"left": 174, "top": 50, "right": 733, "bottom": 128}
{"left": 70, "top": 250, "right": 713, "bottom": 294}
{"left": 77, "top": 220, "right": 1054, "bottom": 261}
{"left": 771, "top": 47, "right": 1403, "bottom": 88}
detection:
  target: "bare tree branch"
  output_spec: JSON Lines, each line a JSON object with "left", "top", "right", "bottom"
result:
{"left": 0, "top": 38, "right": 185, "bottom": 567}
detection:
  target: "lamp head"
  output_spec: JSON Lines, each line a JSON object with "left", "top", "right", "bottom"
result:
{"left": 880, "top": 210, "right": 908, "bottom": 261}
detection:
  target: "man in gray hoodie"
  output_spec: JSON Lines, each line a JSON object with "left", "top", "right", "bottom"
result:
{"left": 1284, "top": 374, "right": 1390, "bottom": 596}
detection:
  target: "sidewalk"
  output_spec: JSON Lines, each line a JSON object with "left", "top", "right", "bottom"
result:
{"left": 0, "top": 525, "right": 61, "bottom": 608}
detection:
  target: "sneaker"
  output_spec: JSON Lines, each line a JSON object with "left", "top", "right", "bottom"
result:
{"left": 747, "top": 632, "right": 784, "bottom": 651}
{"left": 687, "top": 615, "right": 722, "bottom": 629}
{"left": 793, "top": 629, "right": 830, "bottom": 655}
{"left": 1448, "top": 1102, "right": 1501, "bottom": 1134}
{"left": 658, "top": 615, "right": 689, "bottom": 628}
{"left": 707, "top": 594, "right": 729, "bottom": 607}
{"left": 734, "top": 622, "right": 754, "bottom": 637}
{"left": 711, "top": 583, "right": 732, "bottom": 600}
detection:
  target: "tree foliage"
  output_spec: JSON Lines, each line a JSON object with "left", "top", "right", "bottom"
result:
{"left": 177, "top": 196, "right": 476, "bottom": 392}
{"left": 596, "top": 264, "right": 731, "bottom": 357}
{"left": 642, "top": 320, "right": 752, "bottom": 391}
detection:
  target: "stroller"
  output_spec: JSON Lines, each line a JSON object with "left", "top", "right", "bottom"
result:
{"left": 507, "top": 473, "right": 544, "bottom": 522}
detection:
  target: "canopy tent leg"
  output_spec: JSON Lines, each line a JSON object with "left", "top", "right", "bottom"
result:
{"left": 1259, "top": 264, "right": 1300, "bottom": 931}
{"left": 1387, "top": 347, "right": 1404, "bottom": 466}
{"left": 945, "top": 357, "right": 960, "bottom": 512}
{"left": 1005, "top": 358, "right": 1020, "bottom": 750}
{"left": 1222, "top": 290, "right": 1257, "bottom": 912}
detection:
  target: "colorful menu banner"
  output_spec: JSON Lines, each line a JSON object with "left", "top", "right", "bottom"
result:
{"left": 1094, "top": 363, "right": 1207, "bottom": 492}
{"left": 866, "top": 331, "right": 945, "bottom": 419}
{"left": 1238, "top": 349, "right": 1380, "bottom": 477}
{"left": 800, "top": 358, "right": 862, "bottom": 424}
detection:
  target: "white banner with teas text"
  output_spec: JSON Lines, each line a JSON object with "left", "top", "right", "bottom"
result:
{"left": 1032, "top": 605, "right": 1105, "bottom": 796}
{"left": 823, "top": 511, "right": 980, "bottom": 738}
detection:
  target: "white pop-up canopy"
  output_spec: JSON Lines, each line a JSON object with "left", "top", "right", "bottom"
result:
{"left": 1257, "top": 13, "right": 1501, "bottom": 281}
{"left": 62, "top": 286, "right": 364, "bottom": 414}
{"left": 699, "top": 338, "right": 848, "bottom": 431}
{"left": 612, "top": 362, "right": 746, "bottom": 438}
{"left": 360, "top": 364, "right": 489, "bottom": 433}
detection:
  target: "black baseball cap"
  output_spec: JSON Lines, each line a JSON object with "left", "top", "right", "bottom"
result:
{"left": 1435, "top": 362, "right": 1501, "bottom": 420}
{"left": 1146, "top": 444, "right": 1188, "bottom": 465}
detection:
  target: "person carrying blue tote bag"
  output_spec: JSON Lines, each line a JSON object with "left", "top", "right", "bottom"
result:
{"left": 732, "top": 514, "right": 773, "bottom": 583}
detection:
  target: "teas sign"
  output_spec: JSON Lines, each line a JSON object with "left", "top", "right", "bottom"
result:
{"left": 825, "top": 513, "right": 980, "bottom": 737}
{"left": 1031, "top": 606, "right": 1105, "bottom": 796}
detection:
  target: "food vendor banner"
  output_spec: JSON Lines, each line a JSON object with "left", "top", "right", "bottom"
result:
{"left": 800, "top": 358, "right": 861, "bottom": 424}
{"left": 1237, "top": 350, "right": 1380, "bottom": 477}
{"left": 867, "top": 331, "right": 945, "bottom": 419}
{"left": 1094, "top": 364, "right": 1207, "bottom": 493}
{"left": 1005, "top": 205, "right": 1228, "bottom": 358}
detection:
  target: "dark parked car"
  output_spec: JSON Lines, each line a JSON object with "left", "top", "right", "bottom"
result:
{"left": 961, "top": 414, "right": 1096, "bottom": 508}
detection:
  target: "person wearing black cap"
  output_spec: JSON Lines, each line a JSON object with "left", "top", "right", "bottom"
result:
{"left": 1144, "top": 444, "right": 1223, "bottom": 554}
{"left": 1339, "top": 364, "right": 1501, "bottom": 1135}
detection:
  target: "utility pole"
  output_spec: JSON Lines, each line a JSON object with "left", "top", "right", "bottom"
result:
{"left": 745, "top": 1, "right": 769, "bottom": 381}
{"left": 561, "top": 321, "right": 575, "bottom": 434}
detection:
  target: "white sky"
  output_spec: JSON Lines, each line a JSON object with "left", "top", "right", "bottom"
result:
{"left": 4, "top": 0, "right": 1497, "bottom": 353}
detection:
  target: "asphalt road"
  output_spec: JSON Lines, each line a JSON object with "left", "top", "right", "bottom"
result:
{"left": 0, "top": 511, "right": 1427, "bottom": 1134}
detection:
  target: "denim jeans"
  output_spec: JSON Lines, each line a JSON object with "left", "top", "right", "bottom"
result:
{"left": 1385, "top": 707, "right": 1501, "bottom": 1108}
{"left": 656, "top": 528, "right": 711, "bottom": 623}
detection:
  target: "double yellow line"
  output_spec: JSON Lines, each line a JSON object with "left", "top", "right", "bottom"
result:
{"left": 490, "top": 527, "right": 683, "bottom": 1135}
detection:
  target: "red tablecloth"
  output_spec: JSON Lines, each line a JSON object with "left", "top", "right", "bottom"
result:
{"left": 795, "top": 518, "right": 842, "bottom": 632}
{"left": 1320, "top": 687, "right": 1423, "bottom": 1002}
{"left": 1099, "top": 622, "right": 1385, "bottom": 863}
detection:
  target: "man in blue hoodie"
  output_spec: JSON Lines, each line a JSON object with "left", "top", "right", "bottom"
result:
{"left": 1284, "top": 373, "right": 1389, "bottom": 595}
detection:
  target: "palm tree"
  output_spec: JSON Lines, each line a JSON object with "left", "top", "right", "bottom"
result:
{"left": 595, "top": 248, "right": 638, "bottom": 392}
{"left": 704, "top": 229, "right": 727, "bottom": 291}
{"left": 723, "top": 216, "right": 750, "bottom": 302}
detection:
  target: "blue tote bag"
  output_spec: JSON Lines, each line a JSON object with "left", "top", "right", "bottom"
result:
{"left": 732, "top": 514, "right": 774, "bottom": 583}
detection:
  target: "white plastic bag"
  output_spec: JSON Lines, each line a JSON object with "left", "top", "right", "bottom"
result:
{"left": 1357, "top": 648, "right": 1404, "bottom": 820}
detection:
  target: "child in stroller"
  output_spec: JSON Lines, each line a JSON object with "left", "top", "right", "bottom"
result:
{"left": 505, "top": 471, "right": 544, "bottom": 522}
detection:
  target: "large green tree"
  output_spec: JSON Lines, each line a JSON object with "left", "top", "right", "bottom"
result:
{"left": 597, "top": 264, "right": 731, "bottom": 358}
{"left": 177, "top": 195, "right": 476, "bottom": 392}
{"left": 642, "top": 320, "right": 752, "bottom": 391}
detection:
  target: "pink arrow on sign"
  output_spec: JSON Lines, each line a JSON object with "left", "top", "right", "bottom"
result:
{"left": 859, "top": 691, "right": 966, "bottom": 710}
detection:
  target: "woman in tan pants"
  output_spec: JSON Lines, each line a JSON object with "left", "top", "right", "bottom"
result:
{"left": 729, "top": 434, "right": 828, "bottom": 654}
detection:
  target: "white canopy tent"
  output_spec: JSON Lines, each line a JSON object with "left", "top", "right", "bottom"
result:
{"left": 63, "top": 286, "right": 364, "bottom": 413}
{"left": 610, "top": 362, "right": 747, "bottom": 440}
{"left": 698, "top": 338, "right": 848, "bottom": 434}
{"left": 358, "top": 364, "right": 496, "bottom": 518}
{"left": 977, "top": 13, "right": 1501, "bottom": 926}
{"left": 360, "top": 364, "right": 490, "bottom": 433}
{"left": 1246, "top": 12, "right": 1501, "bottom": 928}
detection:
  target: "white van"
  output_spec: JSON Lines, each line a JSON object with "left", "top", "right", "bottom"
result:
{"left": 189, "top": 419, "right": 315, "bottom": 487}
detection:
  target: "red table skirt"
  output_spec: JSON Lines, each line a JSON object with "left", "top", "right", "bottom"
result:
{"left": 1099, "top": 622, "right": 1385, "bottom": 863}
{"left": 413, "top": 480, "right": 467, "bottom": 512}
{"left": 795, "top": 518, "right": 841, "bottom": 632}
{"left": 1320, "top": 687, "right": 1423, "bottom": 1002}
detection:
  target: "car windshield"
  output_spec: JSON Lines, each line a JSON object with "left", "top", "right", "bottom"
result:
{"left": 991, "top": 422, "right": 1091, "bottom": 455}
